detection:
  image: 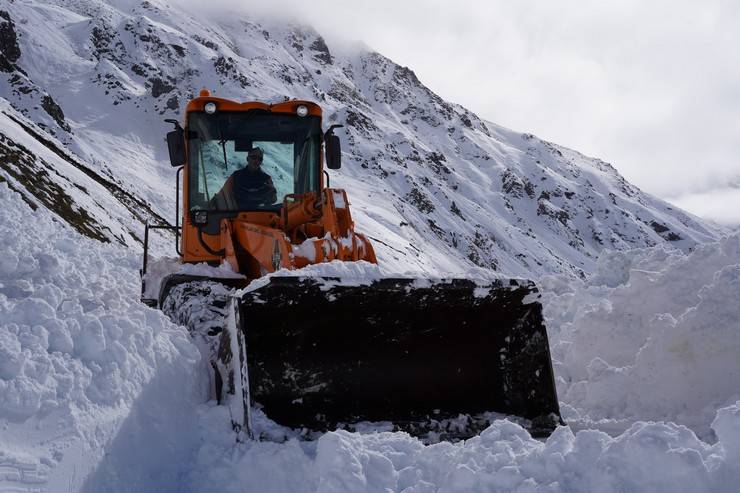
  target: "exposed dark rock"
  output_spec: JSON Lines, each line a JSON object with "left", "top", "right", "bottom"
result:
{"left": 459, "top": 113, "right": 473, "bottom": 129}
{"left": 523, "top": 180, "right": 535, "bottom": 199}
{"left": 9, "top": 73, "right": 32, "bottom": 93}
{"left": 213, "top": 56, "right": 250, "bottom": 88}
{"left": 96, "top": 71, "right": 132, "bottom": 105}
{"left": 309, "top": 36, "right": 332, "bottom": 64}
{"left": 393, "top": 65, "right": 421, "bottom": 87}
{"left": 0, "top": 173, "right": 38, "bottom": 210}
{"left": 406, "top": 186, "right": 435, "bottom": 213}
{"left": 328, "top": 80, "right": 371, "bottom": 108}
{"left": 450, "top": 201, "right": 465, "bottom": 220}
{"left": 501, "top": 170, "right": 524, "bottom": 198}
{"left": 345, "top": 110, "right": 375, "bottom": 134}
{"left": 427, "top": 218, "right": 446, "bottom": 240}
{"left": 130, "top": 63, "right": 146, "bottom": 76}
{"left": 170, "top": 44, "right": 185, "bottom": 57}
{"left": 399, "top": 104, "right": 440, "bottom": 127}
{"left": 537, "top": 201, "right": 570, "bottom": 226}
{"left": 193, "top": 35, "right": 218, "bottom": 50}
{"left": 467, "top": 230, "right": 498, "bottom": 270}
{"left": 41, "top": 95, "right": 70, "bottom": 132}
{"left": 427, "top": 152, "right": 450, "bottom": 175}
{"left": 0, "top": 10, "right": 21, "bottom": 72}
{"left": 149, "top": 77, "right": 175, "bottom": 98}
{"left": 649, "top": 220, "right": 682, "bottom": 241}
{"left": 649, "top": 220, "right": 669, "bottom": 233}
{"left": 289, "top": 31, "right": 304, "bottom": 52}
{"left": 90, "top": 24, "right": 116, "bottom": 57}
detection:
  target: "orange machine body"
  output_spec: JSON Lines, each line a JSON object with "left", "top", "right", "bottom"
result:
{"left": 178, "top": 92, "right": 376, "bottom": 280}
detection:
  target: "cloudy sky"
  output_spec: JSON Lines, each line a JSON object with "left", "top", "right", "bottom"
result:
{"left": 192, "top": 0, "right": 740, "bottom": 226}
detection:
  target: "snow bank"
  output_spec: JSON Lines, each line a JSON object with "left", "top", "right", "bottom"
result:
{"left": 542, "top": 235, "right": 740, "bottom": 438}
{"left": 187, "top": 404, "right": 740, "bottom": 493}
{"left": 0, "top": 183, "right": 206, "bottom": 491}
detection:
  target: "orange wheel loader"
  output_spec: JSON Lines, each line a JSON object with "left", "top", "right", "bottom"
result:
{"left": 140, "top": 90, "right": 562, "bottom": 440}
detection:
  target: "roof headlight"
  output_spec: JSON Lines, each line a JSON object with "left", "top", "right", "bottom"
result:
{"left": 296, "top": 105, "right": 308, "bottom": 117}
{"left": 204, "top": 102, "right": 217, "bottom": 114}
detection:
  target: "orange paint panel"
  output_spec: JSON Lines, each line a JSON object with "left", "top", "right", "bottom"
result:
{"left": 232, "top": 223, "right": 293, "bottom": 273}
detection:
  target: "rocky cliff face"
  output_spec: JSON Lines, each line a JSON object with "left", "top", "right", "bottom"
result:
{"left": 0, "top": 0, "right": 723, "bottom": 277}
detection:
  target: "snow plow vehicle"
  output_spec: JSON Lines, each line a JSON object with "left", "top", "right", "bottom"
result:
{"left": 141, "top": 90, "right": 562, "bottom": 440}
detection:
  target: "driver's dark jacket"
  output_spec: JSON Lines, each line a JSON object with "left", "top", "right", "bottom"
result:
{"left": 214, "top": 167, "right": 277, "bottom": 209}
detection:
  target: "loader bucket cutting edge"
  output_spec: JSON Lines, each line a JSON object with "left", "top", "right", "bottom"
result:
{"left": 223, "top": 276, "right": 562, "bottom": 437}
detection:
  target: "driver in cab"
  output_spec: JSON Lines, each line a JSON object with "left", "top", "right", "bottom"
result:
{"left": 211, "top": 147, "right": 277, "bottom": 209}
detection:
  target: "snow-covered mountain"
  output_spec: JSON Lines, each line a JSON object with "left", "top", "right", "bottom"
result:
{"left": 0, "top": 0, "right": 724, "bottom": 279}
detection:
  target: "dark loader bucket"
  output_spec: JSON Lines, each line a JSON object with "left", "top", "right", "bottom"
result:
{"left": 218, "top": 276, "right": 562, "bottom": 440}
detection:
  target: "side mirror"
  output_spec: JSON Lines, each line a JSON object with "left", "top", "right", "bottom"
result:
{"left": 326, "top": 135, "right": 342, "bottom": 170}
{"left": 325, "top": 124, "right": 344, "bottom": 170}
{"left": 166, "top": 127, "right": 186, "bottom": 167}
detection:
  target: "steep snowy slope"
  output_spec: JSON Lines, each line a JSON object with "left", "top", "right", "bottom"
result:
{"left": 0, "top": 99, "right": 169, "bottom": 245}
{"left": 0, "top": 0, "right": 724, "bottom": 280}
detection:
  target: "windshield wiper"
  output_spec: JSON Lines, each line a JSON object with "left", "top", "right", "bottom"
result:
{"left": 218, "top": 138, "right": 229, "bottom": 170}
{"left": 215, "top": 115, "right": 229, "bottom": 171}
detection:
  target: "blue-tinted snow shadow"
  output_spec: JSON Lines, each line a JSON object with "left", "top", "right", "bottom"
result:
{"left": 80, "top": 357, "right": 206, "bottom": 493}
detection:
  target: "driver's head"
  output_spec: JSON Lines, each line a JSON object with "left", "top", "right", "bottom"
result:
{"left": 246, "top": 147, "right": 263, "bottom": 170}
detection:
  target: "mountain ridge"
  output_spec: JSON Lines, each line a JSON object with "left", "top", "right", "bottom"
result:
{"left": 0, "top": 0, "right": 725, "bottom": 278}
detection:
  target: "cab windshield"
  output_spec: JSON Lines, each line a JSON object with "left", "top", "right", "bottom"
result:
{"left": 187, "top": 111, "right": 321, "bottom": 212}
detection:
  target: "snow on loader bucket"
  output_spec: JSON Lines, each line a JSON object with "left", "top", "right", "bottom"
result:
{"left": 217, "top": 276, "right": 562, "bottom": 440}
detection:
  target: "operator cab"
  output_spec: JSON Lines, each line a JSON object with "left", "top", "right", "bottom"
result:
{"left": 187, "top": 110, "right": 322, "bottom": 214}
{"left": 161, "top": 94, "right": 342, "bottom": 261}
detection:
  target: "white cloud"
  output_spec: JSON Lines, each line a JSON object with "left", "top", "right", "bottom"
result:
{"left": 668, "top": 187, "right": 740, "bottom": 227}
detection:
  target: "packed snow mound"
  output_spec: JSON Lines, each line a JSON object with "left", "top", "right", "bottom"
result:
{"left": 188, "top": 407, "right": 740, "bottom": 493}
{"left": 542, "top": 235, "right": 740, "bottom": 438}
{"left": 0, "top": 183, "right": 206, "bottom": 491}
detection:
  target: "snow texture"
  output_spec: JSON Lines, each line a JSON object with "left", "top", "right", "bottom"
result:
{"left": 542, "top": 235, "right": 740, "bottom": 439}
{"left": 0, "top": 183, "right": 207, "bottom": 491}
